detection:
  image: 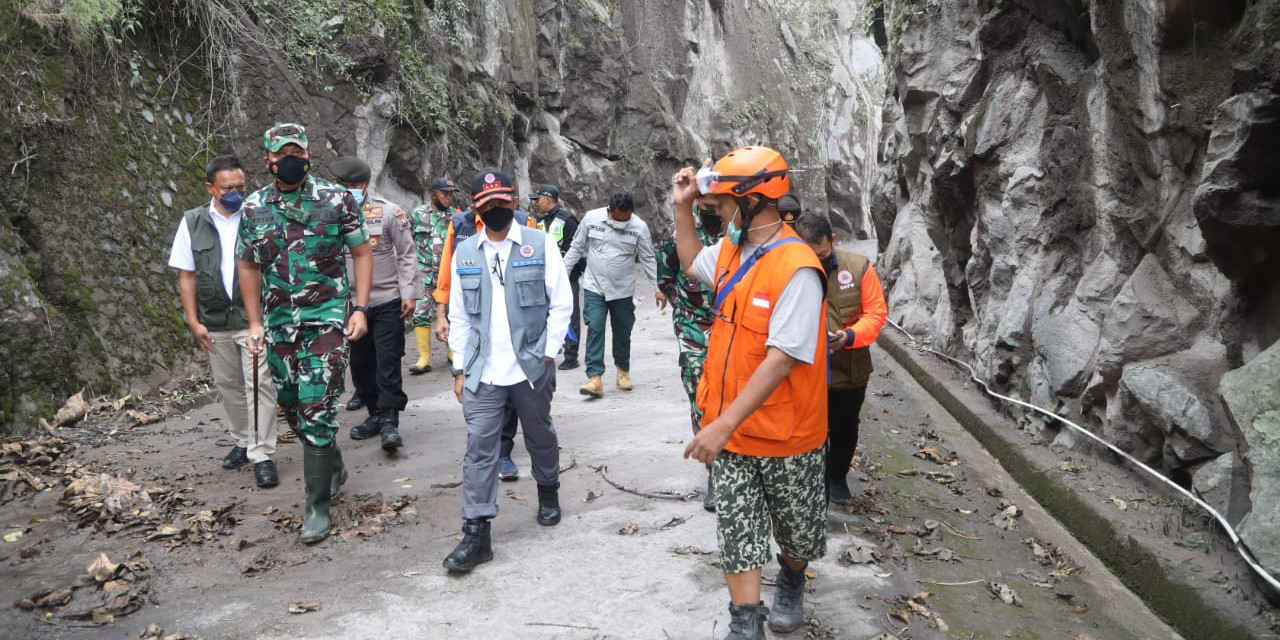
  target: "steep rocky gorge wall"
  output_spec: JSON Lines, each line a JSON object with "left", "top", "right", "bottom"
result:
{"left": 873, "top": 0, "right": 1280, "bottom": 578}
{"left": 0, "top": 1, "right": 882, "bottom": 429}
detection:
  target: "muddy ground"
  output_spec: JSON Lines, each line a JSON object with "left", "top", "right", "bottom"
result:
{"left": 1, "top": 275, "right": 1271, "bottom": 639}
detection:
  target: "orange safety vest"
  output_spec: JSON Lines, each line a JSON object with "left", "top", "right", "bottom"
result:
{"left": 696, "top": 226, "right": 829, "bottom": 457}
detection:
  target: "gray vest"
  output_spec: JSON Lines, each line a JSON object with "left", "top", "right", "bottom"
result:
{"left": 454, "top": 228, "right": 551, "bottom": 391}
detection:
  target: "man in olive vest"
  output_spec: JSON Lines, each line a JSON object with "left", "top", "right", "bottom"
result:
{"left": 168, "top": 155, "right": 280, "bottom": 488}
{"left": 795, "top": 211, "right": 888, "bottom": 504}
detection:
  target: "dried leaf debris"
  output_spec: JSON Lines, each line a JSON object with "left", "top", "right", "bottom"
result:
{"left": 17, "top": 552, "right": 153, "bottom": 625}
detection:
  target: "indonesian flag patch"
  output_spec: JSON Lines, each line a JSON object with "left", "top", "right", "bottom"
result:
{"left": 752, "top": 292, "right": 770, "bottom": 309}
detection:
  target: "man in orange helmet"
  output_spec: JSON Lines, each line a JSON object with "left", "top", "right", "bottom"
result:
{"left": 672, "top": 147, "right": 829, "bottom": 639}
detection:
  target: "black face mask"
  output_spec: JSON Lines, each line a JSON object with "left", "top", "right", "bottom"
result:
{"left": 699, "top": 212, "right": 723, "bottom": 237}
{"left": 270, "top": 155, "right": 310, "bottom": 185}
{"left": 480, "top": 206, "right": 515, "bottom": 231}
{"left": 821, "top": 253, "right": 839, "bottom": 275}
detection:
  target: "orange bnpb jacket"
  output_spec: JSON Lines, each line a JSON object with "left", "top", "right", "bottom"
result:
{"left": 696, "top": 225, "right": 829, "bottom": 458}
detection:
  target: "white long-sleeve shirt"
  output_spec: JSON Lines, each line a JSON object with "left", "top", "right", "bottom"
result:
{"left": 448, "top": 224, "right": 573, "bottom": 385}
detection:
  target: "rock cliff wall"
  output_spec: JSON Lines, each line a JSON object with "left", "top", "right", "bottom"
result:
{"left": 872, "top": 0, "right": 1280, "bottom": 578}
{"left": 0, "top": 1, "right": 882, "bottom": 429}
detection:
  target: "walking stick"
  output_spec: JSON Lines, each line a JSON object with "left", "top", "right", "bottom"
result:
{"left": 251, "top": 335, "right": 261, "bottom": 447}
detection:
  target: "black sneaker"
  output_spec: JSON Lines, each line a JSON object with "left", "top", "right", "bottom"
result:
{"left": 558, "top": 358, "right": 580, "bottom": 371}
{"left": 221, "top": 446, "right": 249, "bottom": 469}
{"left": 254, "top": 460, "right": 279, "bottom": 488}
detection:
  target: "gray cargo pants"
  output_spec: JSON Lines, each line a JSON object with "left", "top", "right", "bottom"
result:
{"left": 460, "top": 364, "right": 559, "bottom": 520}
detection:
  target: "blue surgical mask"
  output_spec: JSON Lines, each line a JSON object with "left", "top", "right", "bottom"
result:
{"left": 347, "top": 188, "right": 365, "bottom": 205}
{"left": 727, "top": 221, "right": 743, "bottom": 245}
{"left": 218, "top": 190, "right": 245, "bottom": 213}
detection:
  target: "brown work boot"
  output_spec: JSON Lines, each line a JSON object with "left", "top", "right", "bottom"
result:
{"left": 616, "top": 369, "right": 634, "bottom": 391}
{"left": 579, "top": 376, "right": 603, "bottom": 398}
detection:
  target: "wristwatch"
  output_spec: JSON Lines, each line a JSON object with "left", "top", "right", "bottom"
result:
{"left": 352, "top": 305, "right": 370, "bottom": 316}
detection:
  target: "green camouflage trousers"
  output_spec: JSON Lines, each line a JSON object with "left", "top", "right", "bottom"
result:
{"left": 410, "top": 293, "right": 436, "bottom": 328}
{"left": 267, "top": 326, "right": 348, "bottom": 447}
{"left": 671, "top": 313, "right": 710, "bottom": 434}
{"left": 713, "top": 446, "right": 828, "bottom": 574}
{"left": 677, "top": 349, "right": 706, "bottom": 434}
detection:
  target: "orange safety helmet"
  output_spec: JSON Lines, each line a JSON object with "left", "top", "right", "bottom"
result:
{"left": 706, "top": 146, "right": 790, "bottom": 200}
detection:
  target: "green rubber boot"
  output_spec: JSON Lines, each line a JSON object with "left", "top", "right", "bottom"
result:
{"left": 300, "top": 443, "right": 336, "bottom": 544}
{"left": 331, "top": 444, "right": 348, "bottom": 498}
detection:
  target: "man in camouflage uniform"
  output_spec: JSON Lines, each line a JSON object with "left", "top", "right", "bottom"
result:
{"left": 407, "top": 177, "right": 460, "bottom": 375}
{"left": 656, "top": 190, "right": 723, "bottom": 511}
{"left": 238, "top": 123, "right": 372, "bottom": 545}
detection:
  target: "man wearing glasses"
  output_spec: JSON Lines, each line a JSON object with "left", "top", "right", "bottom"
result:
{"left": 168, "top": 155, "right": 279, "bottom": 487}
{"left": 238, "top": 123, "right": 373, "bottom": 544}
{"left": 442, "top": 168, "right": 573, "bottom": 573}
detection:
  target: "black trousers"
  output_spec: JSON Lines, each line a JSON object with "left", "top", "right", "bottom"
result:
{"left": 564, "top": 268, "right": 582, "bottom": 359}
{"left": 350, "top": 299, "right": 408, "bottom": 411}
{"left": 827, "top": 385, "right": 868, "bottom": 479}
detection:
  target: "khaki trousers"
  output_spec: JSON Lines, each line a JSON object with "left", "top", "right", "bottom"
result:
{"left": 209, "top": 329, "right": 278, "bottom": 462}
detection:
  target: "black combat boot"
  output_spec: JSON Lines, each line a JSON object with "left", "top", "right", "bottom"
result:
{"left": 349, "top": 408, "right": 381, "bottom": 440}
{"left": 768, "top": 554, "right": 807, "bottom": 633}
{"left": 345, "top": 393, "right": 364, "bottom": 411}
{"left": 724, "top": 602, "right": 769, "bottom": 640}
{"left": 299, "top": 442, "right": 336, "bottom": 544}
{"left": 828, "top": 474, "right": 853, "bottom": 504}
{"left": 536, "top": 482, "right": 561, "bottom": 526}
{"left": 443, "top": 518, "right": 493, "bottom": 572}
{"left": 379, "top": 410, "right": 403, "bottom": 452}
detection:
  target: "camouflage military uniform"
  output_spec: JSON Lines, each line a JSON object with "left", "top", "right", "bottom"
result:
{"left": 408, "top": 203, "right": 456, "bottom": 328}
{"left": 656, "top": 221, "right": 717, "bottom": 433}
{"left": 236, "top": 176, "right": 368, "bottom": 447}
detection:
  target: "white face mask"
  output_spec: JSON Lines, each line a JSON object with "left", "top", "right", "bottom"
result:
{"left": 606, "top": 218, "right": 629, "bottom": 230}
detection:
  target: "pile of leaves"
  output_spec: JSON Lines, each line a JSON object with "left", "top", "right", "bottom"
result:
{"left": 0, "top": 436, "right": 78, "bottom": 504}
{"left": 885, "top": 592, "right": 949, "bottom": 631}
{"left": 333, "top": 493, "right": 417, "bottom": 540}
{"left": 1022, "top": 537, "right": 1083, "bottom": 580}
{"left": 58, "top": 471, "right": 241, "bottom": 547}
{"left": 39, "top": 390, "right": 171, "bottom": 434}
{"left": 16, "top": 552, "right": 152, "bottom": 625}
